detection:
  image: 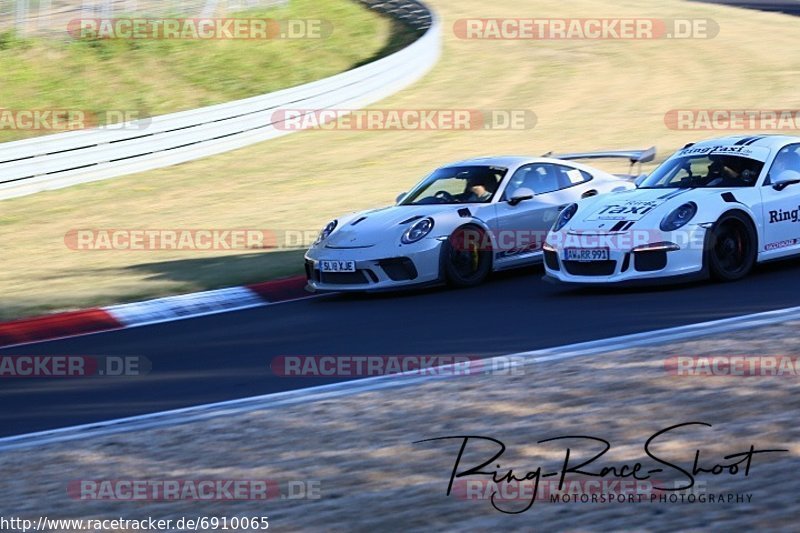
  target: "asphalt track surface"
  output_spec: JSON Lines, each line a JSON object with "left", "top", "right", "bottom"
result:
{"left": 3, "top": 256, "right": 800, "bottom": 437}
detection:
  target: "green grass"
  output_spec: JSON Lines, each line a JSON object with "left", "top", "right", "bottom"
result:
{"left": 0, "top": 0, "right": 409, "bottom": 142}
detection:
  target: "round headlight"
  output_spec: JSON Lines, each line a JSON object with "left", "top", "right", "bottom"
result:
{"left": 315, "top": 220, "right": 338, "bottom": 244}
{"left": 402, "top": 217, "right": 434, "bottom": 244}
{"left": 660, "top": 202, "right": 697, "bottom": 232}
{"left": 553, "top": 203, "right": 578, "bottom": 232}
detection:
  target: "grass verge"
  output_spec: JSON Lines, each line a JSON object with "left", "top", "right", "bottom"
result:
{"left": 0, "top": 0, "right": 405, "bottom": 143}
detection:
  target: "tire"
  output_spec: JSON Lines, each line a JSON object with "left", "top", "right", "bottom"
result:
{"left": 705, "top": 211, "right": 757, "bottom": 282}
{"left": 442, "top": 225, "right": 492, "bottom": 287}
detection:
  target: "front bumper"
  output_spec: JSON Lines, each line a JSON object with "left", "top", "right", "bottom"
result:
{"left": 304, "top": 238, "right": 444, "bottom": 292}
{"left": 543, "top": 226, "right": 709, "bottom": 285}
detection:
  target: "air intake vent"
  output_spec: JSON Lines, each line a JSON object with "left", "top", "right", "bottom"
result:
{"left": 351, "top": 217, "right": 367, "bottom": 226}
{"left": 399, "top": 216, "right": 423, "bottom": 225}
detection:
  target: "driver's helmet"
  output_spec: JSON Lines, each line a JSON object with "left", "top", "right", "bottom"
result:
{"left": 707, "top": 155, "right": 724, "bottom": 176}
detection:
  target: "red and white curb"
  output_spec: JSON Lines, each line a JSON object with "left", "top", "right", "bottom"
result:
{"left": 0, "top": 276, "right": 310, "bottom": 348}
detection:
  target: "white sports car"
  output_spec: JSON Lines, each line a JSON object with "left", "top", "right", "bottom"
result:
{"left": 543, "top": 135, "right": 800, "bottom": 285}
{"left": 305, "top": 149, "right": 654, "bottom": 292}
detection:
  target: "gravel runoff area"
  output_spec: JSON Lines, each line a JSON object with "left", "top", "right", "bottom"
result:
{"left": 0, "top": 320, "right": 798, "bottom": 532}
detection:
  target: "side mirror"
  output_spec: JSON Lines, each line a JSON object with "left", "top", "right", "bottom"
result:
{"left": 771, "top": 171, "right": 800, "bottom": 191}
{"left": 634, "top": 174, "right": 648, "bottom": 188}
{"left": 395, "top": 192, "right": 407, "bottom": 204}
{"left": 508, "top": 188, "right": 534, "bottom": 206}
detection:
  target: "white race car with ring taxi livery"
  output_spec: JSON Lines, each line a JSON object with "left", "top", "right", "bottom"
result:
{"left": 543, "top": 135, "right": 800, "bottom": 285}
{"left": 305, "top": 148, "right": 655, "bottom": 292}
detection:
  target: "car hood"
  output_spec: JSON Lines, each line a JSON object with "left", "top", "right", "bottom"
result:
{"left": 570, "top": 187, "right": 714, "bottom": 232}
{"left": 323, "top": 204, "right": 455, "bottom": 248}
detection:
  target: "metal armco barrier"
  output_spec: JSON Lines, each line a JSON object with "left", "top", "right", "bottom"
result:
{"left": 0, "top": 0, "right": 440, "bottom": 200}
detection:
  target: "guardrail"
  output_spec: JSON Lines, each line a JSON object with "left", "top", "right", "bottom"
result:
{"left": 0, "top": 0, "right": 439, "bottom": 200}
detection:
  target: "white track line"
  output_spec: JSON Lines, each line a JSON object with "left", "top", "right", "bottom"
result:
{"left": 0, "top": 304, "right": 798, "bottom": 451}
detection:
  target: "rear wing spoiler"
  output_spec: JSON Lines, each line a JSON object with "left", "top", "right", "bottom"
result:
{"left": 542, "top": 146, "right": 656, "bottom": 181}
{"left": 542, "top": 146, "right": 656, "bottom": 164}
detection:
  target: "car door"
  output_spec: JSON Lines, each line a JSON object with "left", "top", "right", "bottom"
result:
{"left": 492, "top": 163, "right": 585, "bottom": 267}
{"left": 760, "top": 143, "right": 800, "bottom": 259}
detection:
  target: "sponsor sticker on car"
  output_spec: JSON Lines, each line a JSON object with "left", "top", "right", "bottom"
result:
{"left": 765, "top": 239, "right": 799, "bottom": 251}
{"left": 675, "top": 144, "right": 770, "bottom": 162}
{"left": 588, "top": 200, "right": 663, "bottom": 221}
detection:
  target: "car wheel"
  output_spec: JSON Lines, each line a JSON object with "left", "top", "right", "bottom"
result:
{"left": 443, "top": 225, "right": 492, "bottom": 287}
{"left": 706, "top": 212, "right": 757, "bottom": 282}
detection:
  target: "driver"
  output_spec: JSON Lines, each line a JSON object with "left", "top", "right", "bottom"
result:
{"left": 706, "top": 156, "right": 752, "bottom": 186}
{"left": 463, "top": 175, "right": 495, "bottom": 203}
{"left": 707, "top": 156, "right": 739, "bottom": 180}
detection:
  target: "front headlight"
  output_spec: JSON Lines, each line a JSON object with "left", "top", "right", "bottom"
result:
{"left": 314, "top": 219, "right": 338, "bottom": 244}
{"left": 553, "top": 203, "right": 578, "bottom": 232}
{"left": 660, "top": 202, "right": 697, "bottom": 232}
{"left": 401, "top": 217, "right": 434, "bottom": 244}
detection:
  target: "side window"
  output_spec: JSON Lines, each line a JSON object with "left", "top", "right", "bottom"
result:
{"left": 554, "top": 164, "right": 593, "bottom": 189}
{"left": 766, "top": 143, "right": 800, "bottom": 185}
{"left": 504, "top": 163, "right": 562, "bottom": 198}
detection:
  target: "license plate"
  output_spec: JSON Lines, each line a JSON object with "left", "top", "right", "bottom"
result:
{"left": 319, "top": 260, "right": 356, "bottom": 272}
{"left": 564, "top": 248, "right": 610, "bottom": 262}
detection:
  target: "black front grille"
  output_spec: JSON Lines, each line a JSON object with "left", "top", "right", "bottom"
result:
{"left": 634, "top": 250, "right": 667, "bottom": 272}
{"left": 563, "top": 260, "right": 616, "bottom": 276}
{"left": 620, "top": 253, "right": 632, "bottom": 273}
{"left": 378, "top": 258, "right": 418, "bottom": 281}
{"left": 544, "top": 250, "right": 560, "bottom": 271}
{"left": 319, "top": 271, "right": 369, "bottom": 285}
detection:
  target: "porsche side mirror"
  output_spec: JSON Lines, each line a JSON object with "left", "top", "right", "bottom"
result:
{"left": 508, "top": 190, "right": 534, "bottom": 206}
{"left": 396, "top": 192, "right": 407, "bottom": 204}
{"left": 770, "top": 173, "right": 800, "bottom": 191}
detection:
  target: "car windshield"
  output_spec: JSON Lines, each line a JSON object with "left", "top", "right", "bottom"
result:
{"left": 401, "top": 165, "right": 507, "bottom": 205}
{"left": 639, "top": 154, "right": 763, "bottom": 189}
